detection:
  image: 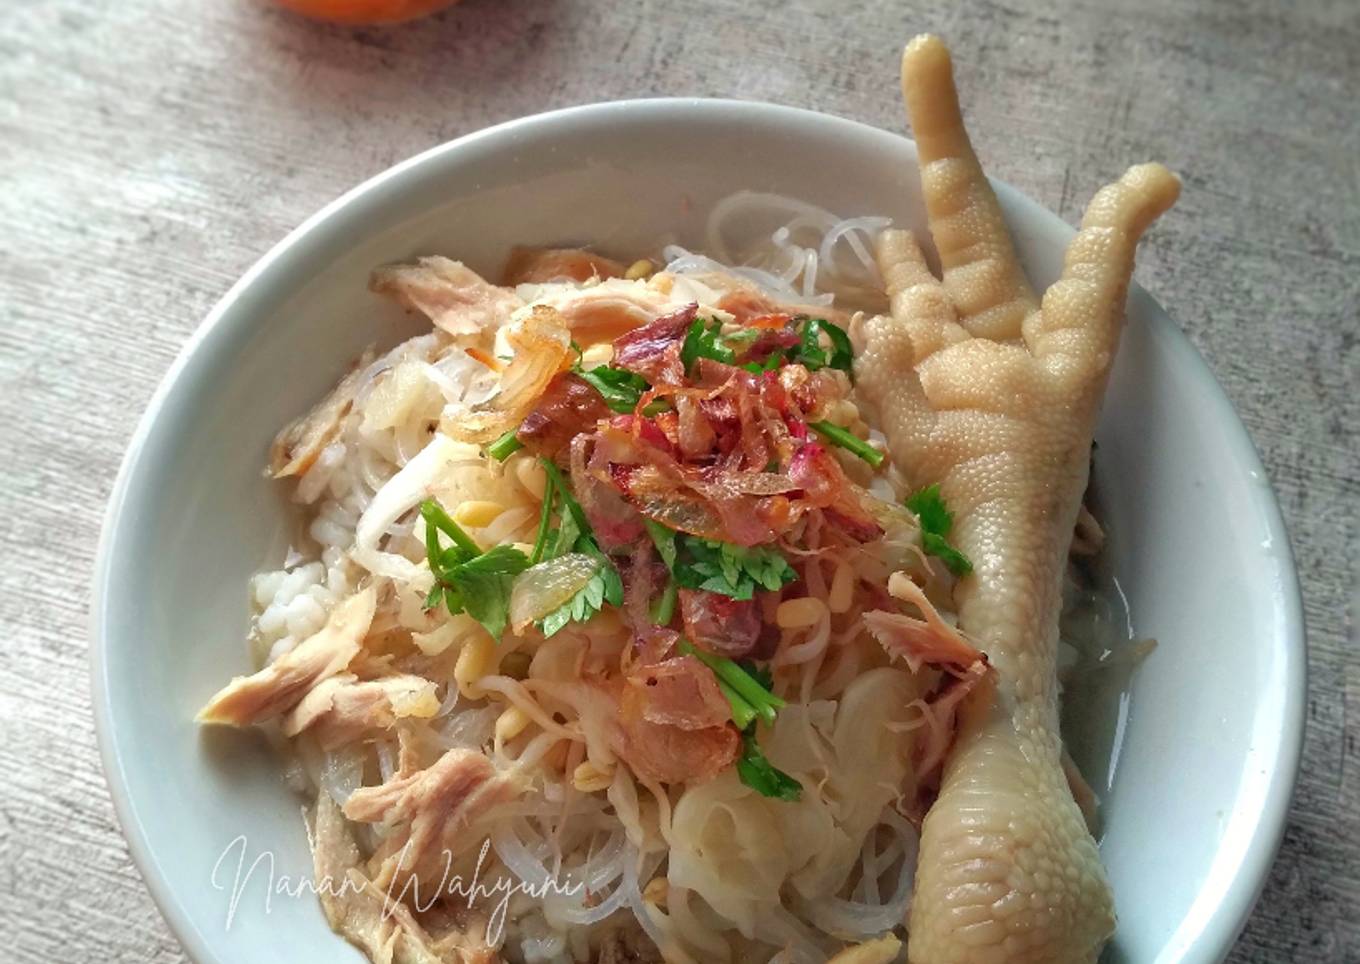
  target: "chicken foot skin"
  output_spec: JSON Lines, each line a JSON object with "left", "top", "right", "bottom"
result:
{"left": 856, "top": 35, "right": 1179, "bottom": 964}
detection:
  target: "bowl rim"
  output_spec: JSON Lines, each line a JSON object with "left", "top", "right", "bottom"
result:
{"left": 90, "top": 96, "right": 1306, "bottom": 964}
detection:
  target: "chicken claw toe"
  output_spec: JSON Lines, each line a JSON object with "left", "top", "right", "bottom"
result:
{"left": 901, "top": 34, "right": 1038, "bottom": 341}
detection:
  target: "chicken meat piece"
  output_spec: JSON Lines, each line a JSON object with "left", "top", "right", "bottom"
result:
{"left": 281, "top": 672, "right": 440, "bottom": 749}
{"left": 527, "top": 278, "right": 682, "bottom": 345}
{"left": 270, "top": 347, "right": 375, "bottom": 478}
{"left": 311, "top": 791, "right": 493, "bottom": 964}
{"left": 855, "top": 35, "right": 1179, "bottom": 964}
{"left": 371, "top": 256, "right": 523, "bottom": 338}
{"left": 501, "top": 245, "right": 627, "bottom": 285}
{"left": 198, "top": 587, "right": 376, "bottom": 726}
{"left": 343, "top": 747, "right": 519, "bottom": 887}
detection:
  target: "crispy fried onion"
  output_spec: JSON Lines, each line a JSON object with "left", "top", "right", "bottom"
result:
{"left": 603, "top": 432, "right": 782, "bottom": 546}
{"left": 679, "top": 589, "right": 762, "bottom": 658}
{"left": 533, "top": 660, "right": 739, "bottom": 787}
{"left": 569, "top": 434, "right": 645, "bottom": 549}
{"left": 617, "top": 658, "right": 739, "bottom": 785}
{"left": 517, "top": 372, "right": 612, "bottom": 458}
{"left": 788, "top": 441, "right": 881, "bottom": 541}
{"left": 594, "top": 395, "right": 877, "bottom": 547}
{"left": 612, "top": 302, "right": 697, "bottom": 384}
{"left": 440, "top": 305, "right": 572, "bottom": 444}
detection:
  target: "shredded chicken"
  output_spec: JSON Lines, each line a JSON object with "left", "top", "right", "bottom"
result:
{"left": 863, "top": 571, "right": 986, "bottom": 675}
{"left": 1070, "top": 503, "right": 1106, "bottom": 556}
{"left": 343, "top": 747, "right": 520, "bottom": 887}
{"left": 312, "top": 792, "right": 494, "bottom": 964}
{"left": 530, "top": 279, "right": 681, "bottom": 345}
{"left": 501, "top": 246, "right": 626, "bottom": 286}
{"left": 198, "top": 587, "right": 376, "bottom": 726}
{"left": 271, "top": 347, "right": 375, "bottom": 478}
{"left": 1062, "top": 747, "right": 1101, "bottom": 835}
{"left": 907, "top": 660, "right": 991, "bottom": 812}
{"left": 596, "top": 928, "right": 664, "bottom": 964}
{"left": 282, "top": 673, "right": 440, "bottom": 749}
{"left": 863, "top": 571, "right": 992, "bottom": 812}
{"left": 371, "top": 256, "right": 524, "bottom": 338}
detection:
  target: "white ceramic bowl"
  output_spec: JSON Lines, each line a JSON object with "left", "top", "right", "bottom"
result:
{"left": 92, "top": 100, "right": 1305, "bottom": 964}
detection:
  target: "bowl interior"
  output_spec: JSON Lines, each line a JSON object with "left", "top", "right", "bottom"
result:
{"left": 93, "top": 99, "right": 1302, "bottom": 964}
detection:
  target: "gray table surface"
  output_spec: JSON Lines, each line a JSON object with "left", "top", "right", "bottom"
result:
{"left": 2, "top": 0, "right": 1356, "bottom": 961}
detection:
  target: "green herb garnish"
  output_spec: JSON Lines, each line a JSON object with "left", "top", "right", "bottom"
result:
{"left": 643, "top": 521, "right": 680, "bottom": 625}
{"left": 718, "top": 680, "right": 756, "bottom": 730}
{"left": 528, "top": 460, "right": 558, "bottom": 565}
{"left": 539, "top": 548, "right": 617, "bottom": 637}
{"left": 534, "top": 459, "right": 624, "bottom": 635}
{"left": 540, "top": 458, "right": 588, "bottom": 533}
{"left": 736, "top": 729, "right": 803, "bottom": 801}
{"left": 718, "top": 327, "right": 761, "bottom": 350}
{"left": 644, "top": 519, "right": 678, "bottom": 569}
{"left": 905, "top": 483, "right": 974, "bottom": 577}
{"left": 740, "top": 349, "right": 786, "bottom": 374}
{"left": 677, "top": 639, "right": 800, "bottom": 801}
{"left": 794, "top": 318, "right": 853, "bottom": 374}
{"left": 809, "top": 420, "right": 885, "bottom": 468}
{"left": 570, "top": 361, "right": 671, "bottom": 416}
{"left": 650, "top": 576, "right": 678, "bottom": 626}
{"left": 420, "top": 499, "right": 530, "bottom": 639}
{"left": 673, "top": 537, "right": 796, "bottom": 601}
{"left": 678, "top": 639, "right": 784, "bottom": 727}
{"left": 575, "top": 365, "right": 650, "bottom": 414}
{"left": 647, "top": 522, "right": 794, "bottom": 601}
{"left": 738, "top": 660, "right": 774, "bottom": 691}
{"left": 681, "top": 317, "right": 737, "bottom": 371}
{"left": 487, "top": 429, "right": 524, "bottom": 462}
{"left": 733, "top": 317, "right": 853, "bottom": 375}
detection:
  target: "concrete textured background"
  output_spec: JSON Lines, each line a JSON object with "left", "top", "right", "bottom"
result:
{"left": 1, "top": 0, "right": 1356, "bottom": 961}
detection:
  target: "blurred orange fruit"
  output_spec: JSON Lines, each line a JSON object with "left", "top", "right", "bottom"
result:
{"left": 270, "top": 0, "right": 460, "bottom": 24}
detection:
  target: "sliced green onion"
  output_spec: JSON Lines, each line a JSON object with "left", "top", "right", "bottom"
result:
{"left": 539, "top": 458, "right": 589, "bottom": 534}
{"left": 528, "top": 465, "right": 558, "bottom": 566}
{"left": 679, "top": 639, "right": 784, "bottom": 726}
{"left": 803, "top": 318, "right": 853, "bottom": 372}
{"left": 650, "top": 576, "right": 678, "bottom": 626}
{"left": 809, "top": 420, "right": 885, "bottom": 468}
{"left": 487, "top": 429, "right": 524, "bottom": 462}
{"left": 419, "top": 499, "right": 480, "bottom": 556}
{"left": 718, "top": 679, "right": 757, "bottom": 730}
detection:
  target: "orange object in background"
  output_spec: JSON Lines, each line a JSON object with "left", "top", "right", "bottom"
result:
{"left": 271, "top": 0, "right": 460, "bottom": 24}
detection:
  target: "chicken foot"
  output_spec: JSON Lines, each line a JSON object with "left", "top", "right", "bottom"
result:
{"left": 856, "top": 35, "right": 1179, "bottom": 964}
